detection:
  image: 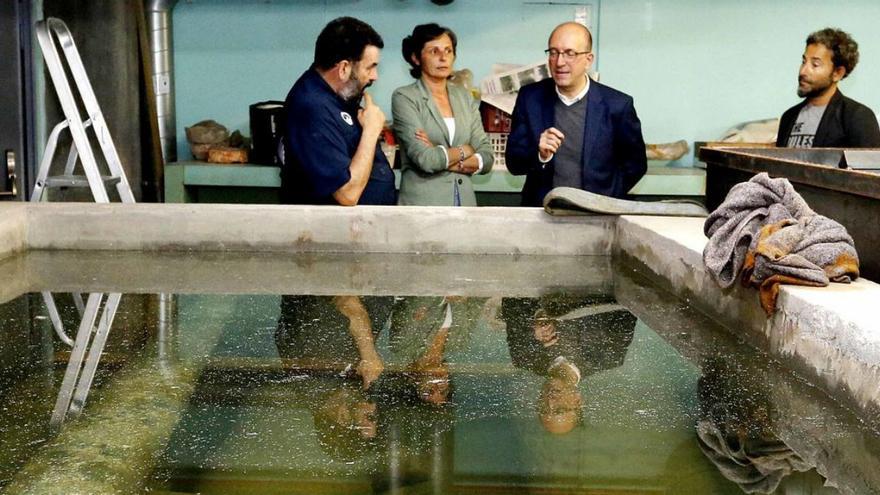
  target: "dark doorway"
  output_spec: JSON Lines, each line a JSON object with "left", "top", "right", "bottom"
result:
{"left": 0, "top": 1, "right": 34, "bottom": 200}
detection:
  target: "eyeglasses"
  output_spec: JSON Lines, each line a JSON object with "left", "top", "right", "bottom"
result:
{"left": 424, "top": 46, "right": 454, "bottom": 58}
{"left": 545, "top": 48, "right": 590, "bottom": 61}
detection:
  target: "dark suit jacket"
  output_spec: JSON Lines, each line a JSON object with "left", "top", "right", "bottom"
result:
{"left": 776, "top": 89, "right": 880, "bottom": 148}
{"left": 501, "top": 297, "right": 636, "bottom": 377}
{"left": 505, "top": 78, "right": 648, "bottom": 206}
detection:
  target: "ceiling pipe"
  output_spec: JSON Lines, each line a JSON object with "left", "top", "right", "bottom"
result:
{"left": 145, "top": 0, "right": 179, "bottom": 163}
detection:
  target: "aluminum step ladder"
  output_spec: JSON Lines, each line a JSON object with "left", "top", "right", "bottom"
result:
{"left": 33, "top": 17, "right": 133, "bottom": 427}
{"left": 32, "top": 17, "right": 134, "bottom": 203}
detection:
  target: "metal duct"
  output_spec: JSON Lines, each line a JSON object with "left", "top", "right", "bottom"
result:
{"left": 145, "top": 0, "right": 178, "bottom": 163}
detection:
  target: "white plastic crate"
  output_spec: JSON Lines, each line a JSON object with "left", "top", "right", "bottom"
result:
{"left": 488, "top": 132, "right": 508, "bottom": 169}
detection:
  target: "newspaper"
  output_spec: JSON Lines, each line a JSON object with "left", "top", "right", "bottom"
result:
{"left": 481, "top": 93, "right": 518, "bottom": 115}
{"left": 480, "top": 60, "right": 551, "bottom": 97}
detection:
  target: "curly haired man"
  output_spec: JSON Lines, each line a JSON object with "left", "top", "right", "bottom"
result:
{"left": 777, "top": 28, "right": 880, "bottom": 148}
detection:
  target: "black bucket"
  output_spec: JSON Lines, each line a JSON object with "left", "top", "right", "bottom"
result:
{"left": 249, "top": 101, "right": 286, "bottom": 165}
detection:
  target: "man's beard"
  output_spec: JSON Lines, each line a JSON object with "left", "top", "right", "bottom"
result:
{"left": 339, "top": 72, "right": 371, "bottom": 103}
{"left": 797, "top": 74, "right": 833, "bottom": 98}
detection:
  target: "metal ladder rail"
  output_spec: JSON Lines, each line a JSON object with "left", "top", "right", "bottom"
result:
{"left": 34, "top": 18, "right": 134, "bottom": 203}
{"left": 31, "top": 119, "right": 94, "bottom": 202}
{"left": 50, "top": 293, "right": 122, "bottom": 429}
{"left": 41, "top": 291, "right": 86, "bottom": 347}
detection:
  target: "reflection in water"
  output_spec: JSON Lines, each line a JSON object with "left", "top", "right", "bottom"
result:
{"left": 276, "top": 295, "right": 392, "bottom": 389}
{"left": 390, "top": 295, "right": 485, "bottom": 406}
{"left": 696, "top": 357, "right": 830, "bottom": 494}
{"left": 274, "top": 295, "right": 390, "bottom": 460}
{"left": 49, "top": 292, "right": 123, "bottom": 429}
{"left": 272, "top": 294, "right": 458, "bottom": 473}
{"left": 502, "top": 294, "right": 636, "bottom": 434}
{"left": 0, "top": 271, "right": 875, "bottom": 493}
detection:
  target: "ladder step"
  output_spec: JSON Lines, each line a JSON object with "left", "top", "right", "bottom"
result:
{"left": 43, "top": 174, "right": 121, "bottom": 188}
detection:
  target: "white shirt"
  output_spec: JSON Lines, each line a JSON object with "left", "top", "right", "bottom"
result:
{"left": 440, "top": 297, "right": 453, "bottom": 330}
{"left": 443, "top": 117, "right": 456, "bottom": 143}
{"left": 555, "top": 75, "right": 591, "bottom": 107}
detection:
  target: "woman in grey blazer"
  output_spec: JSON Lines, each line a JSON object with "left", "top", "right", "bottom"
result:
{"left": 392, "top": 24, "right": 494, "bottom": 206}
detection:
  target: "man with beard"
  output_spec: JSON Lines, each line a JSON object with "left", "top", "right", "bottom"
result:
{"left": 777, "top": 28, "right": 880, "bottom": 148}
{"left": 282, "top": 17, "right": 396, "bottom": 205}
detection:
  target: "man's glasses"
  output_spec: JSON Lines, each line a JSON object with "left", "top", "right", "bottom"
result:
{"left": 545, "top": 48, "right": 590, "bottom": 61}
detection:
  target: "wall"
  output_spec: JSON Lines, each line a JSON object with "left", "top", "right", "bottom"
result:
{"left": 173, "top": 0, "right": 596, "bottom": 159}
{"left": 173, "top": 0, "right": 880, "bottom": 167}
{"left": 599, "top": 0, "right": 880, "bottom": 165}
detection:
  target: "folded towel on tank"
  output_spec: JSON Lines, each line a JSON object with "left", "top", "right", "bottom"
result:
{"left": 703, "top": 173, "right": 859, "bottom": 314}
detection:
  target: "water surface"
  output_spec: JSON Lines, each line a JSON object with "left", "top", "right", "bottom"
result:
{"left": 0, "top": 251, "right": 876, "bottom": 494}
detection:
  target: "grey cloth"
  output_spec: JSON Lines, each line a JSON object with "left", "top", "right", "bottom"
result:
{"left": 703, "top": 173, "right": 858, "bottom": 313}
{"left": 543, "top": 186, "right": 708, "bottom": 217}
{"left": 696, "top": 419, "right": 812, "bottom": 494}
{"left": 704, "top": 173, "right": 814, "bottom": 287}
{"left": 552, "top": 97, "right": 587, "bottom": 189}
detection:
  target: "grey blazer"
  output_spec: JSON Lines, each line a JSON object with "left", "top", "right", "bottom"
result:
{"left": 392, "top": 80, "right": 494, "bottom": 206}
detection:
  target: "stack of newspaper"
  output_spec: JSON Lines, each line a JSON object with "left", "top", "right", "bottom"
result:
{"left": 479, "top": 62, "right": 551, "bottom": 115}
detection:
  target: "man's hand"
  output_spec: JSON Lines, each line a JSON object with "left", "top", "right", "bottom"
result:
{"left": 538, "top": 127, "right": 565, "bottom": 161}
{"left": 533, "top": 310, "right": 559, "bottom": 347}
{"left": 357, "top": 92, "right": 386, "bottom": 135}
{"left": 332, "top": 295, "right": 384, "bottom": 389}
{"left": 332, "top": 295, "right": 368, "bottom": 319}
{"left": 357, "top": 353, "right": 384, "bottom": 390}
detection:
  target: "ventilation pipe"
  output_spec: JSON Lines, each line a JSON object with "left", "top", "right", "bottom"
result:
{"left": 145, "top": 0, "right": 178, "bottom": 163}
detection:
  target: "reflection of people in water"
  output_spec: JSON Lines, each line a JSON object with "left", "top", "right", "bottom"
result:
{"left": 275, "top": 294, "right": 393, "bottom": 460}
{"left": 390, "top": 296, "right": 484, "bottom": 406}
{"left": 309, "top": 379, "right": 379, "bottom": 461}
{"left": 276, "top": 295, "right": 391, "bottom": 389}
{"left": 502, "top": 294, "right": 636, "bottom": 434}
{"left": 696, "top": 356, "right": 814, "bottom": 494}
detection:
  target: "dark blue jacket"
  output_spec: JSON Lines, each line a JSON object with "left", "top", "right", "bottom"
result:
{"left": 282, "top": 68, "right": 396, "bottom": 206}
{"left": 505, "top": 78, "right": 647, "bottom": 206}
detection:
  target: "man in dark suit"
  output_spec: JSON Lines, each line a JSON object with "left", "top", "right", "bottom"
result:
{"left": 505, "top": 22, "right": 647, "bottom": 206}
{"left": 776, "top": 28, "right": 880, "bottom": 149}
{"left": 502, "top": 295, "right": 636, "bottom": 434}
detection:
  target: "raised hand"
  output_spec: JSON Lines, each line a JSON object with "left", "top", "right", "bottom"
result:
{"left": 538, "top": 127, "right": 565, "bottom": 161}
{"left": 357, "top": 91, "right": 386, "bottom": 134}
{"left": 357, "top": 353, "right": 384, "bottom": 390}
